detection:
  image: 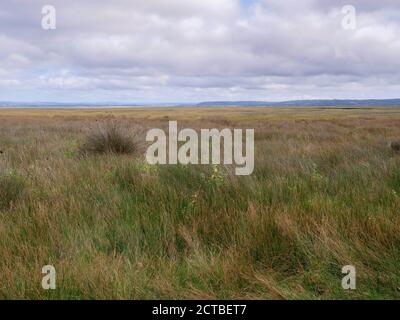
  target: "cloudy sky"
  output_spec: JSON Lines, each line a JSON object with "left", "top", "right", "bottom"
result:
{"left": 0, "top": 0, "right": 399, "bottom": 103}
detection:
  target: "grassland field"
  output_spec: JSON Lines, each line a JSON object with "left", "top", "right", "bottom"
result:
{"left": 0, "top": 106, "right": 400, "bottom": 299}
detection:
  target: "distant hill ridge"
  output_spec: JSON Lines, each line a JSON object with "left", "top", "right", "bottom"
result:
{"left": 197, "top": 99, "right": 400, "bottom": 107}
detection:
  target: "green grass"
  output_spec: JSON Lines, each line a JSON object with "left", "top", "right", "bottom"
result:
{"left": 0, "top": 108, "right": 399, "bottom": 299}
{"left": 0, "top": 171, "right": 26, "bottom": 211}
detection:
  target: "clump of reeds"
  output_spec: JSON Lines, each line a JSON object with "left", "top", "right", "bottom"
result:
{"left": 79, "top": 122, "right": 138, "bottom": 156}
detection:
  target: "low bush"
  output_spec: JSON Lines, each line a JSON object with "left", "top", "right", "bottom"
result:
{"left": 79, "top": 122, "right": 138, "bottom": 156}
{"left": 0, "top": 171, "right": 25, "bottom": 210}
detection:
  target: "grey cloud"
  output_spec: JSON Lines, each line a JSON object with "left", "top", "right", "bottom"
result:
{"left": 0, "top": 0, "right": 399, "bottom": 101}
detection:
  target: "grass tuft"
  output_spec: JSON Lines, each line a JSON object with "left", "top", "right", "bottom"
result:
{"left": 391, "top": 141, "right": 400, "bottom": 152}
{"left": 79, "top": 122, "right": 138, "bottom": 156}
{"left": 0, "top": 171, "right": 25, "bottom": 211}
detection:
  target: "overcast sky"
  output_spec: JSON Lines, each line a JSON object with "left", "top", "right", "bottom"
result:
{"left": 0, "top": 0, "right": 399, "bottom": 103}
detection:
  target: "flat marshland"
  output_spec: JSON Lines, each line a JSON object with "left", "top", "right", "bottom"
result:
{"left": 0, "top": 106, "right": 400, "bottom": 299}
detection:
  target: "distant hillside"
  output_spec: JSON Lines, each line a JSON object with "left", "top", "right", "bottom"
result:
{"left": 197, "top": 99, "right": 400, "bottom": 107}
{"left": 2, "top": 99, "right": 400, "bottom": 108}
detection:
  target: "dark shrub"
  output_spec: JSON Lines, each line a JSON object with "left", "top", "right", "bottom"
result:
{"left": 391, "top": 141, "right": 400, "bottom": 152}
{"left": 80, "top": 122, "right": 137, "bottom": 156}
{"left": 0, "top": 172, "right": 25, "bottom": 210}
